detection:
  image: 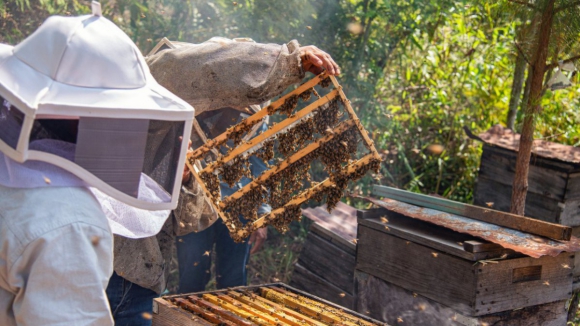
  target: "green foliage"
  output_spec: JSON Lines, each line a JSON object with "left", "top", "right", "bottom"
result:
{"left": 2, "top": 0, "right": 579, "bottom": 203}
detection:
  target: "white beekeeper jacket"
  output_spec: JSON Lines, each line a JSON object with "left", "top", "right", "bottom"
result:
{"left": 0, "top": 2, "right": 194, "bottom": 325}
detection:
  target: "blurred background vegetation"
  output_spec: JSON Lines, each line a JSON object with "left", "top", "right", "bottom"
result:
{"left": 2, "top": 0, "right": 579, "bottom": 313}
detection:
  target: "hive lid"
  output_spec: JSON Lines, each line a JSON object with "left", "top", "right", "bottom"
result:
{"left": 472, "top": 124, "right": 580, "bottom": 164}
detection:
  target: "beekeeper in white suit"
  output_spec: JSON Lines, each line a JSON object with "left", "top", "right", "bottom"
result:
{"left": 0, "top": 2, "right": 194, "bottom": 325}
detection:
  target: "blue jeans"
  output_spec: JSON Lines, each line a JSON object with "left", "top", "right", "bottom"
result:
{"left": 176, "top": 218, "right": 251, "bottom": 293}
{"left": 106, "top": 271, "right": 158, "bottom": 326}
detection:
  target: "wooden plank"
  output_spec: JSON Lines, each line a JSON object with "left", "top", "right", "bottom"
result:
{"left": 356, "top": 225, "right": 477, "bottom": 315}
{"left": 358, "top": 210, "right": 511, "bottom": 261}
{"left": 152, "top": 297, "right": 209, "bottom": 326}
{"left": 479, "top": 146, "right": 568, "bottom": 200}
{"left": 483, "top": 144, "right": 579, "bottom": 173}
{"left": 270, "top": 286, "right": 375, "bottom": 326}
{"left": 560, "top": 198, "right": 580, "bottom": 226}
{"left": 225, "top": 291, "right": 303, "bottom": 326}
{"left": 566, "top": 172, "right": 580, "bottom": 200}
{"left": 302, "top": 201, "right": 358, "bottom": 241}
{"left": 463, "top": 240, "right": 503, "bottom": 253}
{"left": 475, "top": 253, "right": 573, "bottom": 315}
{"left": 174, "top": 298, "right": 238, "bottom": 326}
{"left": 297, "top": 232, "right": 355, "bottom": 293}
{"left": 221, "top": 119, "right": 355, "bottom": 205}
{"left": 187, "top": 296, "right": 257, "bottom": 326}
{"left": 216, "top": 294, "right": 293, "bottom": 326}
{"left": 329, "top": 76, "right": 381, "bottom": 161}
{"left": 202, "top": 89, "right": 339, "bottom": 174}
{"left": 474, "top": 176, "right": 563, "bottom": 224}
{"left": 239, "top": 154, "right": 376, "bottom": 237}
{"left": 188, "top": 73, "right": 329, "bottom": 159}
{"left": 289, "top": 263, "right": 355, "bottom": 310}
{"left": 248, "top": 292, "right": 328, "bottom": 326}
{"left": 355, "top": 270, "right": 568, "bottom": 326}
{"left": 372, "top": 185, "right": 572, "bottom": 241}
{"left": 310, "top": 223, "right": 356, "bottom": 256}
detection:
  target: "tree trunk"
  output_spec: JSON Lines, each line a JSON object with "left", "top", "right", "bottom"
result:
{"left": 510, "top": 0, "right": 555, "bottom": 215}
{"left": 506, "top": 53, "right": 527, "bottom": 129}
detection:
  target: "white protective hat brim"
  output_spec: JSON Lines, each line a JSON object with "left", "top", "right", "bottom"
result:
{"left": 0, "top": 44, "right": 192, "bottom": 121}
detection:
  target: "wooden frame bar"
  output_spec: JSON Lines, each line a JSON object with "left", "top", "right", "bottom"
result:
{"left": 188, "top": 74, "right": 330, "bottom": 160}
{"left": 185, "top": 73, "right": 380, "bottom": 240}
{"left": 201, "top": 89, "right": 339, "bottom": 174}
{"left": 220, "top": 119, "right": 356, "bottom": 207}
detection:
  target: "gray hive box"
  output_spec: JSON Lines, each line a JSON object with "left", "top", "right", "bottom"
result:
{"left": 291, "top": 202, "right": 358, "bottom": 309}
{"left": 472, "top": 124, "right": 580, "bottom": 226}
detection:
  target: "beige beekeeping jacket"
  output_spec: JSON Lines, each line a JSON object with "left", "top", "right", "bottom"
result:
{"left": 112, "top": 38, "right": 305, "bottom": 293}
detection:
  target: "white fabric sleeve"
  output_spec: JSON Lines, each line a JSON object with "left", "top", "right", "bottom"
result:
{"left": 9, "top": 222, "right": 114, "bottom": 326}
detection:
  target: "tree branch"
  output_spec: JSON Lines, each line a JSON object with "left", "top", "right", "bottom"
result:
{"left": 555, "top": 1, "right": 580, "bottom": 13}
{"left": 507, "top": 0, "right": 536, "bottom": 10}
{"left": 545, "top": 54, "right": 580, "bottom": 71}
{"left": 514, "top": 41, "right": 532, "bottom": 66}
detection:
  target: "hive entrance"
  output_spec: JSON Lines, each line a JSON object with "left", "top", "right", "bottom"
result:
{"left": 186, "top": 74, "right": 381, "bottom": 241}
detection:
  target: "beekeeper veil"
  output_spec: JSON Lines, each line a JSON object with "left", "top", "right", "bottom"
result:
{"left": 0, "top": 2, "right": 194, "bottom": 211}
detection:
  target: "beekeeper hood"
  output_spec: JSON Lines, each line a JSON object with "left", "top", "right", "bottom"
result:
{"left": 0, "top": 2, "right": 194, "bottom": 211}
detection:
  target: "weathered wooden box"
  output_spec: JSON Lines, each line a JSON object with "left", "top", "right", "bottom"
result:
{"left": 290, "top": 202, "right": 357, "bottom": 309}
{"left": 356, "top": 207, "right": 574, "bottom": 317}
{"left": 473, "top": 125, "right": 580, "bottom": 226}
{"left": 355, "top": 270, "right": 568, "bottom": 326}
{"left": 151, "top": 283, "right": 385, "bottom": 325}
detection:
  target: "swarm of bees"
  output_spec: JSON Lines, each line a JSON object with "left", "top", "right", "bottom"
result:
{"left": 187, "top": 73, "right": 381, "bottom": 241}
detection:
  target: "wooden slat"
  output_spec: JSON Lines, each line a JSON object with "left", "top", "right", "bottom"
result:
{"left": 479, "top": 146, "right": 568, "bottom": 200}
{"left": 358, "top": 209, "right": 512, "bottom": 261}
{"left": 188, "top": 296, "right": 257, "bottom": 326}
{"left": 270, "top": 287, "right": 373, "bottom": 326}
{"left": 152, "top": 297, "right": 211, "bottom": 326}
{"left": 189, "top": 73, "right": 329, "bottom": 160}
{"left": 310, "top": 222, "right": 356, "bottom": 256}
{"left": 463, "top": 240, "right": 504, "bottom": 253}
{"left": 202, "top": 89, "right": 339, "bottom": 174}
{"left": 298, "top": 232, "right": 355, "bottom": 293}
{"left": 249, "top": 291, "right": 328, "bottom": 326}
{"left": 372, "top": 185, "right": 572, "bottom": 241}
{"left": 202, "top": 293, "right": 271, "bottom": 326}
{"left": 221, "top": 119, "right": 356, "bottom": 206}
{"left": 174, "top": 298, "right": 237, "bottom": 326}
{"left": 290, "top": 263, "right": 355, "bottom": 311}
{"left": 329, "top": 76, "right": 380, "bottom": 161}
{"left": 237, "top": 154, "right": 376, "bottom": 237}
{"left": 474, "top": 253, "right": 572, "bottom": 315}
{"left": 216, "top": 294, "right": 292, "bottom": 326}
{"left": 226, "top": 291, "right": 303, "bottom": 326}
{"left": 474, "top": 176, "right": 563, "bottom": 224}
{"left": 260, "top": 288, "right": 351, "bottom": 325}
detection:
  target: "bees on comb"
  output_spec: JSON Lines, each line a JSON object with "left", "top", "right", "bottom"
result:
{"left": 187, "top": 73, "right": 381, "bottom": 242}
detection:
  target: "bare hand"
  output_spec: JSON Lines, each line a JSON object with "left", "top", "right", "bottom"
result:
{"left": 249, "top": 227, "right": 267, "bottom": 254}
{"left": 299, "top": 45, "right": 341, "bottom": 76}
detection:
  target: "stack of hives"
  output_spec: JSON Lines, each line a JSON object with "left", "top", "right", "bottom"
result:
{"left": 185, "top": 73, "right": 381, "bottom": 241}
{"left": 152, "top": 284, "right": 385, "bottom": 326}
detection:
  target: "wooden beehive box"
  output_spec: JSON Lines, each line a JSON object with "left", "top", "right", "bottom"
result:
{"left": 151, "top": 283, "right": 385, "bottom": 326}
{"left": 290, "top": 202, "right": 357, "bottom": 309}
{"left": 355, "top": 270, "right": 568, "bottom": 326}
{"left": 355, "top": 207, "right": 574, "bottom": 317}
{"left": 472, "top": 125, "right": 580, "bottom": 226}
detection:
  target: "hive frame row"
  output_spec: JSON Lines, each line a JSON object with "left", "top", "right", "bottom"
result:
{"left": 186, "top": 74, "right": 381, "bottom": 239}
